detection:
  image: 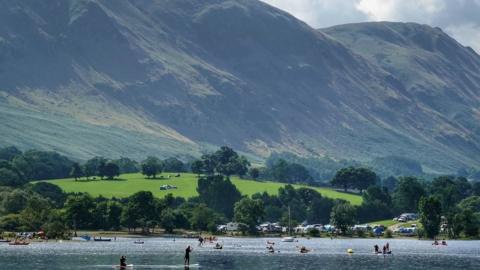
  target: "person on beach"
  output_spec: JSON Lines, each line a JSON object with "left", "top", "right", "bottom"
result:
{"left": 184, "top": 245, "right": 193, "bottom": 266}
{"left": 198, "top": 236, "right": 204, "bottom": 246}
{"left": 120, "top": 256, "right": 127, "bottom": 268}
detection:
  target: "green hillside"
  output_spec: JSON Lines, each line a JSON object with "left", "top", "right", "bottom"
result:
{"left": 42, "top": 173, "right": 362, "bottom": 205}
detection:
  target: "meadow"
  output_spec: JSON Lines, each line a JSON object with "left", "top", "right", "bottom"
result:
{"left": 43, "top": 173, "right": 362, "bottom": 205}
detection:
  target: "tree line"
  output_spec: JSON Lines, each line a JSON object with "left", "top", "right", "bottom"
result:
{"left": 1, "top": 146, "right": 479, "bottom": 239}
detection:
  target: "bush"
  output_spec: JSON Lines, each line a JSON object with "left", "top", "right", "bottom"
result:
{"left": 356, "top": 229, "right": 365, "bottom": 238}
{"left": 384, "top": 229, "right": 393, "bottom": 238}
{"left": 309, "top": 228, "right": 320, "bottom": 237}
{"left": 416, "top": 228, "right": 425, "bottom": 239}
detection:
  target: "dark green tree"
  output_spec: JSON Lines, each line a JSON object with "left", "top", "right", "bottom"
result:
{"left": 113, "top": 157, "right": 139, "bottom": 174}
{"left": 456, "top": 208, "right": 479, "bottom": 237}
{"left": 0, "top": 168, "right": 24, "bottom": 187}
{"left": 392, "top": 176, "right": 426, "bottom": 213}
{"left": 19, "top": 195, "right": 52, "bottom": 231}
{"left": 122, "top": 191, "right": 156, "bottom": 233}
{"left": 141, "top": 157, "right": 162, "bottom": 179}
{"left": 331, "top": 167, "right": 376, "bottom": 193}
{"left": 104, "top": 162, "right": 120, "bottom": 180}
{"left": 70, "top": 163, "right": 83, "bottom": 181}
{"left": 2, "top": 189, "right": 29, "bottom": 213}
{"left": 430, "top": 176, "right": 470, "bottom": 212}
{"left": 191, "top": 160, "right": 204, "bottom": 176}
{"left": 419, "top": 196, "right": 442, "bottom": 239}
{"left": 29, "top": 182, "right": 66, "bottom": 207}
{"left": 458, "top": 196, "right": 480, "bottom": 212}
{"left": 64, "top": 194, "right": 95, "bottom": 233}
{"left": 382, "top": 176, "right": 398, "bottom": 192}
{"left": 197, "top": 175, "right": 241, "bottom": 218}
{"left": 162, "top": 158, "right": 186, "bottom": 172}
{"left": 270, "top": 159, "right": 290, "bottom": 183}
{"left": 249, "top": 168, "right": 260, "bottom": 180}
{"left": 189, "top": 204, "right": 222, "bottom": 232}
{"left": 97, "top": 160, "right": 107, "bottom": 179}
{"left": 362, "top": 186, "right": 392, "bottom": 206}
{"left": 160, "top": 208, "right": 176, "bottom": 233}
{"left": 330, "top": 202, "right": 356, "bottom": 234}
{"left": 473, "top": 182, "right": 480, "bottom": 196}
{"left": 107, "top": 201, "right": 123, "bottom": 230}
{"left": 0, "top": 146, "right": 22, "bottom": 161}
{"left": 234, "top": 197, "right": 265, "bottom": 233}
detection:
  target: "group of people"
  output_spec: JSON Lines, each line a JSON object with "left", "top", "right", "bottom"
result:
{"left": 197, "top": 235, "right": 217, "bottom": 246}
{"left": 119, "top": 245, "right": 193, "bottom": 268}
{"left": 373, "top": 242, "right": 391, "bottom": 254}
{"left": 266, "top": 241, "right": 275, "bottom": 253}
{"left": 432, "top": 239, "right": 448, "bottom": 246}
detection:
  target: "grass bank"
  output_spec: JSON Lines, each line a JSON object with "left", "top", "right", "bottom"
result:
{"left": 42, "top": 173, "right": 362, "bottom": 205}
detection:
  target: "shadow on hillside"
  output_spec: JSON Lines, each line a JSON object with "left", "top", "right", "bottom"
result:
{"left": 75, "top": 178, "right": 127, "bottom": 182}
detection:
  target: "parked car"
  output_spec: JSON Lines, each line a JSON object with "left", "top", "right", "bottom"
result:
{"left": 160, "top": 184, "right": 177, "bottom": 190}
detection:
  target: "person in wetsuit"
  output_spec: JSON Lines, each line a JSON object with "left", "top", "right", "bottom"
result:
{"left": 184, "top": 245, "right": 192, "bottom": 266}
{"left": 120, "top": 256, "right": 127, "bottom": 268}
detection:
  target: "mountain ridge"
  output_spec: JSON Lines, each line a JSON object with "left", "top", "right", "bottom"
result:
{"left": 1, "top": 0, "right": 479, "bottom": 174}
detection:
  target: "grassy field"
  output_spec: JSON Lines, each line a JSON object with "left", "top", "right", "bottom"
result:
{"left": 42, "top": 173, "right": 362, "bottom": 205}
{"left": 369, "top": 219, "right": 398, "bottom": 227}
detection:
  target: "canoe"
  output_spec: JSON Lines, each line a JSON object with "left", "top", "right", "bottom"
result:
{"left": 94, "top": 238, "right": 112, "bottom": 242}
{"left": 9, "top": 242, "right": 29, "bottom": 245}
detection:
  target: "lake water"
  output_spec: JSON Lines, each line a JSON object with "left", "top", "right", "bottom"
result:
{"left": 1, "top": 237, "right": 479, "bottom": 269}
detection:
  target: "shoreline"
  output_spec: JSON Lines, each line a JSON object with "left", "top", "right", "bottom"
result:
{"left": 3, "top": 230, "right": 478, "bottom": 242}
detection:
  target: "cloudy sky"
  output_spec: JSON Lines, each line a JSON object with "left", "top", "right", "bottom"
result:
{"left": 262, "top": 0, "right": 480, "bottom": 53}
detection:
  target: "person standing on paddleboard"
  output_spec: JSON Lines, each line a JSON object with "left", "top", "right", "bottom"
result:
{"left": 184, "top": 245, "right": 193, "bottom": 266}
{"left": 120, "top": 256, "right": 127, "bottom": 268}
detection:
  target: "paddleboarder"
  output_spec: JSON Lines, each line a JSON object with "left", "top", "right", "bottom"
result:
{"left": 184, "top": 245, "right": 193, "bottom": 266}
{"left": 120, "top": 256, "right": 127, "bottom": 269}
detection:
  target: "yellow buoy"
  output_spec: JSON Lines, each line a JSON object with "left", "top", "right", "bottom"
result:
{"left": 347, "top": 249, "right": 354, "bottom": 254}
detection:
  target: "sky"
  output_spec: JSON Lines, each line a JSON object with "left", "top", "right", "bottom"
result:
{"left": 262, "top": 0, "right": 480, "bottom": 53}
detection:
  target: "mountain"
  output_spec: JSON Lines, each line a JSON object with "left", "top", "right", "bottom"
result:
{"left": 1, "top": 0, "right": 479, "bottom": 174}
{"left": 322, "top": 22, "right": 480, "bottom": 173}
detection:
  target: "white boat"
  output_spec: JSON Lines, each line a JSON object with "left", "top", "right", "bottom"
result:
{"left": 281, "top": 237, "right": 295, "bottom": 242}
{"left": 281, "top": 207, "right": 296, "bottom": 242}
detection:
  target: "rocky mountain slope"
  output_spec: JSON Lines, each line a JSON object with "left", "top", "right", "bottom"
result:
{"left": 1, "top": 0, "right": 479, "bottom": 173}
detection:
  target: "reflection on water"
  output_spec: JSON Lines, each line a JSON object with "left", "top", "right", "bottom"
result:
{"left": 1, "top": 237, "right": 479, "bottom": 269}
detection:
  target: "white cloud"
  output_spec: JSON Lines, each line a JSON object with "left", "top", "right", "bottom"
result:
{"left": 262, "top": 0, "right": 480, "bottom": 53}
{"left": 445, "top": 23, "right": 480, "bottom": 53}
{"left": 356, "top": 0, "right": 445, "bottom": 22}
{"left": 262, "top": 0, "right": 366, "bottom": 28}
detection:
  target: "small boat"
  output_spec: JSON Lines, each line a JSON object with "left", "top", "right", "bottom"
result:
{"left": 213, "top": 244, "right": 223, "bottom": 250}
{"left": 73, "top": 235, "right": 91, "bottom": 241}
{"left": 347, "top": 248, "right": 354, "bottom": 254}
{"left": 9, "top": 241, "right": 29, "bottom": 246}
{"left": 94, "top": 237, "right": 112, "bottom": 242}
{"left": 0, "top": 239, "right": 10, "bottom": 243}
{"left": 134, "top": 240, "right": 144, "bottom": 244}
{"left": 281, "top": 237, "right": 295, "bottom": 242}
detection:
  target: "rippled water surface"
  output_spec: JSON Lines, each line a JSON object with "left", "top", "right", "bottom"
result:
{"left": 1, "top": 237, "right": 479, "bottom": 269}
